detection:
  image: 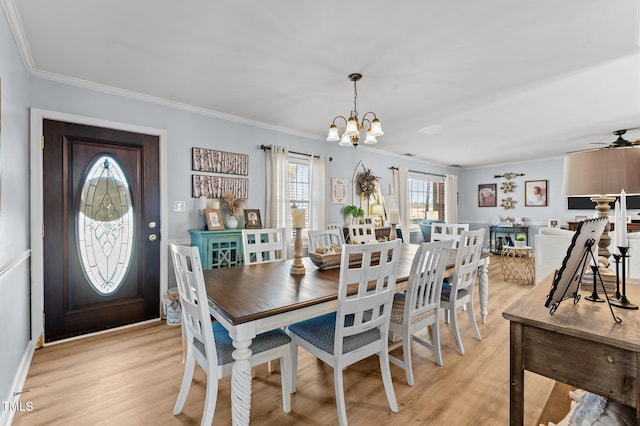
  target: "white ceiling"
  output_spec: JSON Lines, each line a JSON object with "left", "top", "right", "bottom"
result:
{"left": 6, "top": 0, "right": 640, "bottom": 167}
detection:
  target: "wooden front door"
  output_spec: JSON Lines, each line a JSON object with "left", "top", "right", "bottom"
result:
{"left": 43, "top": 119, "right": 160, "bottom": 342}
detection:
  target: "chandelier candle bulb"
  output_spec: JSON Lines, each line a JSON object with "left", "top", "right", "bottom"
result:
{"left": 293, "top": 208, "right": 305, "bottom": 228}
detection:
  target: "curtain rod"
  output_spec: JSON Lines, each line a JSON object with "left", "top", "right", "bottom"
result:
{"left": 389, "top": 166, "right": 445, "bottom": 179}
{"left": 260, "top": 144, "right": 332, "bottom": 162}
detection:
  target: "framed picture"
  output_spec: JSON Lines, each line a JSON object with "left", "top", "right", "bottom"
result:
{"left": 478, "top": 183, "right": 497, "bottom": 207}
{"left": 331, "top": 177, "right": 348, "bottom": 204}
{"left": 192, "top": 147, "right": 248, "bottom": 175}
{"left": 548, "top": 219, "right": 560, "bottom": 229}
{"left": 244, "top": 209, "right": 262, "bottom": 229}
{"left": 525, "top": 180, "right": 548, "bottom": 206}
{"left": 364, "top": 218, "right": 372, "bottom": 225}
{"left": 205, "top": 209, "right": 224, "bottom": 230}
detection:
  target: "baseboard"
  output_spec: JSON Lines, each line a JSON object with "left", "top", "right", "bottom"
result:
{"left": 0, "top": 342, "right": 35, "bottom": 426}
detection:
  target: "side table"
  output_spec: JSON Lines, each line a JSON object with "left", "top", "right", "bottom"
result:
{"left": 501, "top": 246, "right": 535, "bottom": 285}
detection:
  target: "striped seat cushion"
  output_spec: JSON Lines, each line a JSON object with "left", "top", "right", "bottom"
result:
{"left": 194, "top": 322, "right": 291, "bottom": 365}
{"left": 390, "top": 293, "right": 436, "bottom": 325}
{"left": 289, "top": 312, "right": 380, "bottom": 355}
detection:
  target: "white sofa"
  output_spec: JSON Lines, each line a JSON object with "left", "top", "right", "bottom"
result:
{"left": 534, "top": 227, "right": 640, "bottom": 284}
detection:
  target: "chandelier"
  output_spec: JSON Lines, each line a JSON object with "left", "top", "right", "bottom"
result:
{"left": 326, "top": 73, "right": 383, "bottom": 147}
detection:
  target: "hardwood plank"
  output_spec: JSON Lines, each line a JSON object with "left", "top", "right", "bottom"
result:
{"left": 13, "top": 254, "right": 559, "bottom": 425}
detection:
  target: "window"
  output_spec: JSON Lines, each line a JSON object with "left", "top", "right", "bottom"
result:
{"left": 407, "top": 175, "right": 444, "bottom": 230}
{"left": 288, "top": 155, "right": 310, "bottom": 238}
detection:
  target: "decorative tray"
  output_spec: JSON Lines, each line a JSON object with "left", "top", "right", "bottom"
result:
{"left": 308, "top": 250, "right": 382, "bottom": 270}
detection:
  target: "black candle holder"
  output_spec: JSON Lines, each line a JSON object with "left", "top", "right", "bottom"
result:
{"left": 610, "top": 246, "right": 638, "bottom": 310}
{"left": 612, "top": 253, "right": 622, "bottom": 300}
{"left": 585, "top": 264, "right": 605, "bottom": 302}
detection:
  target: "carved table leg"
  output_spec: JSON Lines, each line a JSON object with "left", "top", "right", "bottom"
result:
{"left": 478, "top": 258, "right": 490, "bottom": 324}
{"left": 231, "top": 337, "right": 253, "bottom": 426}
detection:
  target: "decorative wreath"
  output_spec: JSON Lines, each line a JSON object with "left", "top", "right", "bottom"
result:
{"left": 501, "top": 197, "right": 516, "bottom": 209}
{"left": 356, "top": 168, "right": 380, "bottom": 198}
{"left": 500, "top": 181, "right": 515, "bottom": 193}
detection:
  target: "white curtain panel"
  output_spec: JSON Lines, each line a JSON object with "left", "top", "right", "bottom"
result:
{"left": 310, "top": 154, "right": 327, "bottom": 231}
{"left": 444, "top": 174, "right": 458, "bottom": 224}
{"left": 265, "top": 146, "right": 291, "bottom": 242}
{"left": 392, "top": 167, "right": 409, "bottom": 231}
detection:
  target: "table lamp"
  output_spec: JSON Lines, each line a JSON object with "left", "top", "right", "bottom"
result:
{"left": 426, "top": 210, "right": 439, "bottom": 220}
{"left": 198, "top": 196, "right": 207, "bottom": 230}
{"left": 388, "top": 209, "right": 399, "bottom": 241}
{"left": 291, "top": 206, "right": 306, "bottom": 275}
{"left": 562, "top": 146, "right": 640, "bottom": 266}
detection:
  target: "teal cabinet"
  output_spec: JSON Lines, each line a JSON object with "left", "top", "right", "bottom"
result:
{"left": 189, "top": 229, "right": 244, "bottom": 269}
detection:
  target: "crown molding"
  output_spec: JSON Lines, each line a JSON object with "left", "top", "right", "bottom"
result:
{"left": 2, "top": 0, "right": 36, "bottom": 72}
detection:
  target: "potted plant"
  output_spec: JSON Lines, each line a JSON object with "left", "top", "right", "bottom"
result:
{"left": 515, "top": 234, "right": 526, "bottom": 248}
{"left": 221, "top": 190, "right": 246, "bottom": 229}
{"left": 343, "top": 205, "right": 364, "bottom": 225}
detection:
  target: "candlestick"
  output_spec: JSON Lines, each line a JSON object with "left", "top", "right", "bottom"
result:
{"left": 292, "top": 208, "right": 305, "bottom": 228}
{"left": 611, "top": 246, "right": 637, "bottom": 309}
{"left": 612, "top": 253, "right": 621, "bottom": 300}
{"left": 620, "top": 190, "right": 628, "bottom": 247}
{"left": 290, "top": 227, "right": 305, "bottom": 275}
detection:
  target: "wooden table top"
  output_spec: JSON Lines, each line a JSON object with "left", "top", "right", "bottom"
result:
{"left": 502, "top": 277, "right": 640, "bottom": 352}
{"left": 203, "top": 244, "right": 418, "bottom": 325}
{"left": 204, "top": 244, "right": 489, "bottom": 326}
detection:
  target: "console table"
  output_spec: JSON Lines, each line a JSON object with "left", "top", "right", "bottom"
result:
{"left": 567, "top": 221, "right": 640, "bottom": 232}
{"left": 503, "top": 277, "right": 640, "bottom": 425}
{"left": 189, "top": 229, "right": 244, "bottom": 269}
{"left": 489, "top": 225, "right": 528, "bottom": 254}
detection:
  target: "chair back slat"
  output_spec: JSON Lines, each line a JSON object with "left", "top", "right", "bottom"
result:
{"left": 405, "top": 240, "right": 452, "bottom": 323}
{"left": 170, "top": 242, "right": 217, "bottom": 366}
{"left": 431, "top": 223, "right": 469, "bottom": 248}
{"left": 348, "top": 224, "right": 376, "bottom": 244}
{"left": 451, "top": 229, "right": 485, "bottom": 292}
{"left": 242, "top": 228, "right": 287, "bottom": 264}
{"left": 335, "top": 240, "right": 401, "bottom": 349}
{"left": 308, "top": 229, "right": 344, "bottom": 253}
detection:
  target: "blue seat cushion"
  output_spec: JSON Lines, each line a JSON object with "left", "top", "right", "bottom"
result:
{"left": 288, "top": 312, "right": 380, "bottom": 355}
{"left": 194, "top": 322, "right": 290, "bottom": 365}
{"left": 440, "top": 283, "right": 469, "bottom": 303}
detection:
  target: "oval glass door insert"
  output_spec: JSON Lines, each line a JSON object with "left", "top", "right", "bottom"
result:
{"left": 77, "top": 155, "right": 134, "bottom": 295}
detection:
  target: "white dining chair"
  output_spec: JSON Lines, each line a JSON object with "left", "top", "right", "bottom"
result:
{"left": 242, "top": 228, "right": 287, "bottom": 265}
{"left": 289, "top": 239, "right": 402, "bottom": 426}
{"left": 388, "top": 240, "right": 452, "bottom": 384}
{"left": 440, "top": 229, "right": 485, "bottom": 355}
{"left": 431, "top": 223, "right": 469, "bottom": 248}
{"left": 347, "top": 223, "right": 376, "bottom": 244}
{"left": 308, "top": 228, "right": 344, "bottom": 254}
{"left": 169, "top": 242, "right": 292, "bottom": 425}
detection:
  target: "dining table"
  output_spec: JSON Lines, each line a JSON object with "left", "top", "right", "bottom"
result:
{"left": 203, "top": 243, "right": 491, "bottom": 425}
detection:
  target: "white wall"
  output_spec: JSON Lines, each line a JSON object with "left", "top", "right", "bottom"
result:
{"left": 0, "top": 4, "right": 32, "bottom": 423}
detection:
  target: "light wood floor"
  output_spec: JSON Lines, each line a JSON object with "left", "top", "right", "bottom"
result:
{"left": 14, "top": 255, "right": 565, "bottom": 425}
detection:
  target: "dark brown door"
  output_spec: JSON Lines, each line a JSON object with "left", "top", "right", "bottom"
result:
{"left": 43, "top": 119, "right": 160, "bottom": 342}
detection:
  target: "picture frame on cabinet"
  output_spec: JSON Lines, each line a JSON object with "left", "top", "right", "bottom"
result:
{"left": 548, "top": 219, "right": 560, "bottom": 229}
{"left": 244, "top": 209, "right": 262, "bottom": 229}
{"left": 205, "top": 209, "right": 225, "bottom": 230}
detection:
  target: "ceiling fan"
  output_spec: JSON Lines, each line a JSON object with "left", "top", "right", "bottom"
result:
{"left": 590, "top": 129, "right": 640, "bottom": 148}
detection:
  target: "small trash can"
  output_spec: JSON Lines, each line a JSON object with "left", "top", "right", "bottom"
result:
{"left": 163, "top": 288, "right": 182, "bottom": 326}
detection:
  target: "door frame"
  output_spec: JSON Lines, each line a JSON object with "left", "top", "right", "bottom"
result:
{"left": 30, "top": 108, "right": 169, "bottom": 347}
